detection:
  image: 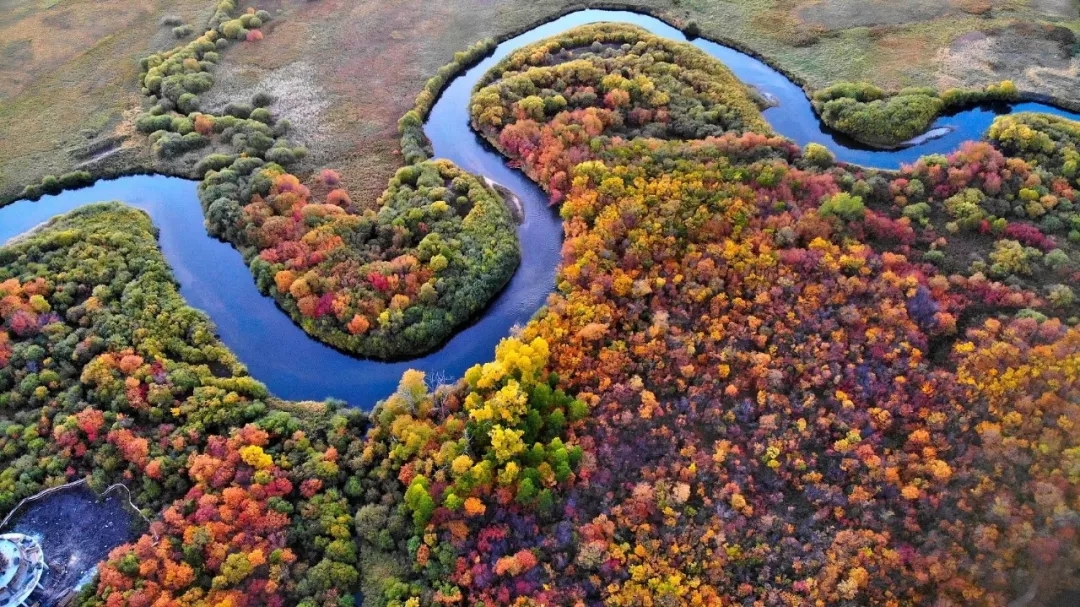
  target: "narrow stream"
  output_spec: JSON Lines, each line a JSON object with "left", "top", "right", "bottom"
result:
{"left": 3, "top": 9, "right": 1080, "bottom": 409}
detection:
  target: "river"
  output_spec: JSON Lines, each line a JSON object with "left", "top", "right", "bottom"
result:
{"left": 2, "top": 9, "right": 1079, "bottom": 409}
{"left": 4, "top": 8, "right": 1080, "bottom": 606}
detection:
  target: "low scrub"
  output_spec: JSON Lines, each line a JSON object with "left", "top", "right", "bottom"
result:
{"left": 813, "top": 80, "right": 1019, "bottom": 147}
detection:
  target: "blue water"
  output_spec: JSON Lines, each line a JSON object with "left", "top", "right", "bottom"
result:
{"left": 452, "top": 9, "right": 1080, "bottom": 169}
{"left": 0, "top": 174, "right": 559, "bottom": 408}
{"left": 3, "top": 9, "right": 1080, "bottom": 409}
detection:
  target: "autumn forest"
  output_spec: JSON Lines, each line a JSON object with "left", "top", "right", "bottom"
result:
{"left": 1, "top": 2, "right": 1079, "bottom": 607}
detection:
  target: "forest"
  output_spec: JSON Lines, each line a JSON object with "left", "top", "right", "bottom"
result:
{"left": 0, "top": 204, "right": 370, "bottom": 605}
{"left": 53, "top": 0, "right": 522, "bottom": 361}
{"left": 470, "top": 23, "right": 771, "bottom": 204}
{"left": 349, "top": 23, "right": 1080, "bottom": 606}
{"left": 1, "top": 3, "right": 1079, "bottom": 607}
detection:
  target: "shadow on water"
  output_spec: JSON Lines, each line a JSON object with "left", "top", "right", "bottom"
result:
{"left": 1, "top": 483, "right": 144, "bottom": 606}
{"left": 1, "top": 9, "right": 1080, "bottom": 412}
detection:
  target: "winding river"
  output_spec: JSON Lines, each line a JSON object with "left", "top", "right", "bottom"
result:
{"left": 4, "top": 9, "right": 1080, "bottom": 409}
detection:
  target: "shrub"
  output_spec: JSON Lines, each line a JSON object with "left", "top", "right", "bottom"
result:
{"left": 252, "top": 91, "right": 274, "bottom": 107}
{"left": 922, "top": 249, "right": 946, "bottom": 265}
{"left": 264, "top": 147, "right": 297, "bottom": 165}
{"left": 249, "top": 108, "right": 273, "bottom": 124}
{"left": 1015, "top": 308, "right": 1049, "bottom": 323}
{"left": 902, "top": 202, "right": 932, "bottom": 225}
{"left": 20, "top": 184, "right": 42, "bottom": 201}
{"left": 177, "top": 93, "right": 200, "bottom": 114}
{"left": 813, "top": 82, "right": 885, "bottom": 104}
{"left": 159, "top": 15, "right": 183, "bottom": 27}
{"left": 943, "top": 188, "right": 986, "bottom": 229}
{"left": 818, "top": 192, "right": 866, "bottom": 222}
{"left": 154, "top": 132, "right": 208, "bottom": 158}
{"left": 40, "top": 175, "right": 60, "bottom": 194}
{"left": 989, "top": 239, "right": 1039, "bottom": 276}
{"left": 144, "top": 74, "right": 163, "bottom": 94}
{"left": 1048, "top": 284, "right": 1076, "bottom": 308}
{"left": 224, "top": 103, "right": 253, "bottom": 119}
{"left": 984, "top": 80, "right": 1019, "bottom": 102}
{"left": 183, "top": 73, "right": 214, "bottom": 94}
{"left": 172, "top": 25, "right": 194, "bottom": 38}
{"left": 196, "top": 154, "right": 238, "bottom": 175}
{"left": 220, "top": 19, "right": 244, "bottom": 39}
{"left": 803, "top": 142, "right": 834, "bottom": 168}
{"left": 1044, "top": 248, "right": 1071, "bottom": 270}
{"left": 58, "top": 171, "right": 93, "bottom": 189}
{"left": 136, "top": 114, "right": 175, "bottom": 133}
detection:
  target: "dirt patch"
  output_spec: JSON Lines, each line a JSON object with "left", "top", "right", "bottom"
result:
{"left": 1030, "top": 0, "right": 1079, "bottom": 19}
{"left": 937, "top": 22, "right": 1080, "bottom": 99}
{"left": 800, "top": 0, "right": 956, "bottom": 31}
{"left": 0, "top": 39, "right": 31, "bottom": 63}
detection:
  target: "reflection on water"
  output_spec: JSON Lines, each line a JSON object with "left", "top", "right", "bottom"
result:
{"left": 1, "top": 483, "right": 144, "bottom": 606}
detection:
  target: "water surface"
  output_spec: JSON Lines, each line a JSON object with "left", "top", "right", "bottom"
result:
{"left": 2, "top": 8, "right": 1080, "bottom": 606}
{"left": 3, "top": 9, "right": 1080, "bottom": 408}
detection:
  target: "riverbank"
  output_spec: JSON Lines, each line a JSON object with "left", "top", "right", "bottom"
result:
{"left": 4, "top": 9, "right": 1080, "bottom": 405}
{"left": 485, "top": 177, "right": 525, "bottom": 223}
{"left": 5, "top": 0, "right": 1079, "bottom": 208}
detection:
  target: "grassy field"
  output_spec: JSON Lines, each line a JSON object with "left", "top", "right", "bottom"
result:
{"left": 2, "top": 0, "right": 1079, "bottom": 205}
{"left": 0, "top": 0, "right": 220, "bottom": 201}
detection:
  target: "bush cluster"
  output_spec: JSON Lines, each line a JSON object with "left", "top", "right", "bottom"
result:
{"left": 470, "top": 23, "right": 770, "bottom": 202}
{"left": 398, "top": 37, "right": 496, "bottom": 164}
{"left": 19, "top": 170, "right": 94, "bottom": 200}
{"left": 0, "top": 205, "right": 377, "bottom": 606}
{"left": 812, "top": 80, "right": 1019, "bottom": 147}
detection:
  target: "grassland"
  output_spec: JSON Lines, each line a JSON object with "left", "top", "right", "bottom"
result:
{"left": 2, "top": 0, "right": 1079, "bottom": 206}
{"left": 0, "top": 0, "right": 213, "bottom": 201}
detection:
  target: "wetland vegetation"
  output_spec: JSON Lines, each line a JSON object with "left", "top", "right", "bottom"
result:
{"left": 2, "top": 1, "right": 1080, "bottom": 606}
